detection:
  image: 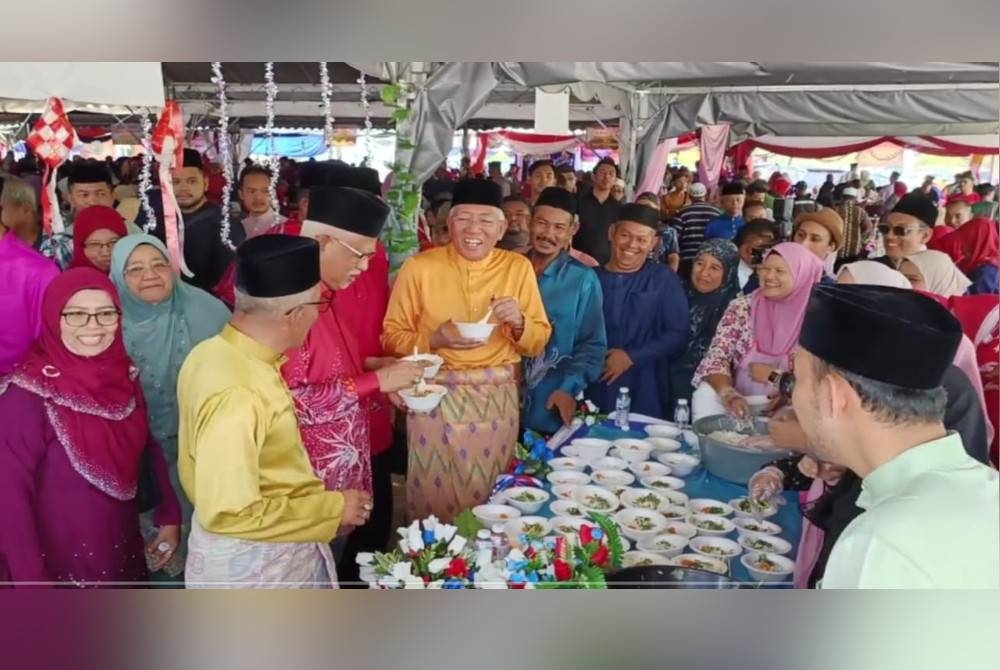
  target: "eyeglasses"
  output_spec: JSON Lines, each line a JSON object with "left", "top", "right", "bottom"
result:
{"left": 124, "top": 260, "right": 172, "bottom": 278}
{"left": 332, "top": 237, "right": 376, "bottom": 263}
{"left": 84, "top": 239, "right": 121, "bottom": 252}
{"left": 284, "top": 297, "right": 334, "bottom": 316}
{"left": 877, "top": 224, "right": 921, "bottom": 237}
{"left": 61, "top": 309, "right": 120, "bottom": 327}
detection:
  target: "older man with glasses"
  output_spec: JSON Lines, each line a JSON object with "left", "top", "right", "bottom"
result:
{"left": 872, "top": 194, "right": 937, "bottom": 270}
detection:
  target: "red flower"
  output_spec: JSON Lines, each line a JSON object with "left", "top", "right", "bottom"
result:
{"left": 510, "top": 581, "right": 526, "bottom": 590}
{"left": 591, "top": 545, "right": 609, "bottom": 567}
{"left": 579, "top": 524, "right": 594, "bottom": 546}
{"left": 554, "top": 559, "right": 572, "bottom": 582}
{"left": 446, "top": 557, "right": 469, "bottom": 578}
{"left": 525, "top": 546, "right": 536, "bottom": 559}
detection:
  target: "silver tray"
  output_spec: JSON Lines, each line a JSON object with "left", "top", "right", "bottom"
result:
{"left": 692, "top": 414, "right": 794, "bottom": 485}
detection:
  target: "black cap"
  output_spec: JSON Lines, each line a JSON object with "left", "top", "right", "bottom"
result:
{"left": 892, "top": 193, "right": 939, "bottom": 229}
{"left": 721, "top": 182, "right": 746, "bottom": 196}
{"left": 306, "top": 186, "right": 390, "bottom": 238}
{"left": 617, "top": 202, "right": 661, "bottom": 230}
{"left": 799, "top": 284, "right": 962, "bottom": 390}
{"left": 324, "top": 163, "right": 382, "bottom": 196}
{"left": 534, "top": 187, "right": 577, "bottom": 217}
{"left": 451, "top": 179, "right": 503, "bottom": 208}
{"left": 67, "top": 160, "right": 113, "bottom": 187}
{"left": 181, "top": 149, "right": 204, "bottom": 170}
{"left": 236, "top": 235, "right": 320, "bottom": 298}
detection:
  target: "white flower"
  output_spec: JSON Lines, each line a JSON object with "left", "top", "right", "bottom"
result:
{"left": 391, "top": 561, "right": 414, "bottom": 581}
{"left": 406, "top": 521, "right": 424, "bottom": 552}
{"left": 576, "top": 391, "right": 584, "bottom": 400}
{"left": 355, "top": 552, "right": 375, "bottom": 566}
{"left": 398, "top": 539, "right": 410, "bottom": 554}
{"left": 435, "top": 523, "right": 457, "bottom": 544}
{"left": 422, "top": 515, "right": 439, "bottom": 533}
{"left": 402, "top": 575, "right": 425, "bottom": 589}
{"left": 584, "top": 416, "right": 596, "bottom": 426}
{"left": 427, "top": 557, "right": 451, "bottom": 575}
{"left": 447, "top": 535, "right": 467, "bottom": 554}
{"left": 506, "top": 548, "right": 526, "bottom": 563}
{"left": 584, "top": 400, "right": 598, "bottom": 413}
{"left": 426, "top": 580, "right": 444, "bottom": 589}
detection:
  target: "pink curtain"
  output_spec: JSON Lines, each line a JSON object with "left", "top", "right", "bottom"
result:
{"left": 636, "top": 138, "right": 677, "bottom": 195}
{"left": 697, "top": 124, "right": 731, "bottom": 190}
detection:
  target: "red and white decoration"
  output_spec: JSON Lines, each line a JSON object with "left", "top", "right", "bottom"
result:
{"left": 731, "top": 134, "right": 999, "bottom": 159}
{"left": 25, "top": 97, "right": 77, "bottom": 235}
{"left": 150, "top": 101, "right": 192, "bottom": 277}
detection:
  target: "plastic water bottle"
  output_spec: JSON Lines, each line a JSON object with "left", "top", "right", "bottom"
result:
{"left": 490, "top": 523, "right": 510, "bottom": 562}
{"left": 674, "top": 399, "right": 691, "bottom": 429}
{"left": 615, "top": 387, "right": 631, "bottom": 430}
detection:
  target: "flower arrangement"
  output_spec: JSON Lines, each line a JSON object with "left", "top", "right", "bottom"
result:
{"left": 575, "top": 393, "right": 608, "bottom": 427}
{"left": 488, "top": 430, "right": 552, "bottom": 500}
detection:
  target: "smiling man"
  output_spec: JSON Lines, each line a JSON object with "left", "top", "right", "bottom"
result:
{"left": 872, "top": 194, "right": 936, "bottom": 270}
{"left": 383, "top": 179, "right": 551, "bottom": 522}
{"left": 586, "top": 203, "right": 689, "bottom": 419}
{"left": 523, "top": 187, "right": 607, "bottom": 434}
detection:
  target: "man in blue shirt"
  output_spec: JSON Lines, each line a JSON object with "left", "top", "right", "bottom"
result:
{"left": 523, "top": 187, "right": 607, "bottom": 433}
{"left": 704, "top": 182, "right": 747, "bottom": 241}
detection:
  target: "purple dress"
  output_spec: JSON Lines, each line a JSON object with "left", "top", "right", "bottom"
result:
{"left": 0, "top": 384, "right": 181, "bottom": 587}
{"left": 0, "top": 233, "right": 60, "bottom": 375}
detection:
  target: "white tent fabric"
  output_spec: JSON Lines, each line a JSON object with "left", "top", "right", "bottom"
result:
{"left": 0, "top": 62, "right": 165, "bottom": 113}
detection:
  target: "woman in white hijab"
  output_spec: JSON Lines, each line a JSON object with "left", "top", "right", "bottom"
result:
{"left": 900, "top": 250, "right": 972, "bottom": 297}
{"left": 836, "top": 260, "right": 912, "bottom": 288}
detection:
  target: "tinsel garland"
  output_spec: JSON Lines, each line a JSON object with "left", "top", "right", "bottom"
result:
{"left": 210, "top": 62, "right": 236, "bottom": 250}
{"left": 264, "top": 61, "right": 279, "bottom": 210}
{"left": 138, "top": 114, "right": 156, "bottom": 232}
{"left": 358, "top": 72, "right": 375, "bottom": 163}
{"left": 319, "top": 62, "right": 335, "bottom": 148}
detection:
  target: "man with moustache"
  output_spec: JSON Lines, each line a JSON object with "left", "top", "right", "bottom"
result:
{"left": 499, "top": 196, "right": 532, "bottom": 251}
{"left": 586, "top": 203, "right": 690, "bottom": 419}
{"left": 872, "top": 194, "right": 935, "bottom": 270}
{"left": 522, "top": 188, "right": 607, "bottom": 434}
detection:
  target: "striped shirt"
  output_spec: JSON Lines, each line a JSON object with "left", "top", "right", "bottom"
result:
{"left": 676, "top": 201, "right": 721, "bottom": 260}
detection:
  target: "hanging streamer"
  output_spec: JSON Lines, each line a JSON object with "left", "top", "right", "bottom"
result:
{"left": 264, "top": 61, "right": 279, "bottom": 210}
{"left": 25, "top": 97, "right": 77, "bottom": 235}
{"left": 150, "top": 101, "right": 192, "bottom": 277}
{"left": 319, "top": 62, "right": 335, "bottom": 148}
{"left": 358, "top": 72, "right": 375, "bottom": 164}
{"left": 138, "top": 113, "right": 156, "bottom": 232}
{"left": 211, "top": 62, "right": 236, "bottom": 251}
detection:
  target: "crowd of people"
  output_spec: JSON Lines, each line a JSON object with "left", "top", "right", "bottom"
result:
{"left": 0, "top": 145, "right": 997, "bottom": 589}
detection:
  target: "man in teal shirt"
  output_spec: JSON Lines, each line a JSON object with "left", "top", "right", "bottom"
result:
{"left": 791, "top": 284, "right": 999, "bottom": 588}
{"left": 523, "top": 187, "right": 607, "bottom": 434}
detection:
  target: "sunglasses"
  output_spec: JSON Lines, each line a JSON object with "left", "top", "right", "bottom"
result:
{"left": 877, "top": 224, "right": 922, "bottom": 237}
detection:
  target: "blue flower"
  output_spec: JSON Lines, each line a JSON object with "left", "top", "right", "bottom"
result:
{"left": 509, "top": 571, "right": 526, "bottom": 583}
{"left": 592, "top": 528, "right": 604, "bottom": 540}
{"left": 526, "top": 571, "right": 540, "bottom": 583}
{"left": 443, "top": 578, "right": 465, "bottom": 590}
{"left": 422, "top": 530, "right": 435, "bottom": 544}
{"left": 514, "top": 463, "right": 526, "bottom": 475}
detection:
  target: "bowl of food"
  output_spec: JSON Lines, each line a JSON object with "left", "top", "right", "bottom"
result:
{"left": 646, "top": 437, "right": 682, "bottom": 454}
{"left": 644, "top": 424, "right": 682, "bottom": 439}
{"left": 660, "top": 505, "right": 690, "bottom": 520}
{"left": 733, "top": 517, "right": 782, "bottom": 537}
{"left": 689, "top": 536, "right": 742, "bottom": 562}
{"left": 664, "top": 521, "right": 698, "bottom": 540}
{"left": 744, "top": 395, "right": 772, "bottom": 416}
{"left": 504, "top": 516, "right": 551, "bottom": 543}
{"left": 656, "top": 452, "right": 701, "bottom": 477}
{"left": 741, "top": 552, "right": 795, "bottom": 582}
{"left": 549, "top": 499, "right": 586, "bottom": 518}
{"left": 640, "top": 475, "right": 686, "bottom": 492}
{"left": 688, "top": 513, "right": 736, "bottom": 537}
{"left": 472, "top": 504, "right": 520, "bottom": 527}
{"left": 611, "top": 439, "right": 653, "bottom": 463}
{"left": 550, "top": 516, "right": 588, "bottom": 537}
{"left": 637, "top": 533, "right": 689, "bottom": 558}
{"left": 546, "top": 470, "right": 590, "bottom": 487}
{"left": 738, "top": 534, "right": 792, "bottom": 556}
{"left": 620, "top": 488, "right": 670, "bottom": 513}
{"left": 570, "top": 438, "right": 614, "bottom": 461}
{"left": 667, "top": 554, "right": 729, "bottom": 575}
{"left": 398, "top": 384, "right": 448, "bottom": 413}
{"left": 591, "top": 469, "right": 636, "bottom": 489}
{"left": 590, "top": 455, "right": 628, "bottom": 471}
{"left": 502, "top": 486, "right": 551, "bottom": 514}
{"left": 614, "top": 508, "right": 669, "bottom": 541}
{"left": 687, "top": 498, "right": 734, "bottom": 517}
{"left": 551, "top": 483, "right": 580, "bottom": 501}
{"left": 454, "top": 321, "right": 496, "bottom": 341}
{"left": 572, "top": 485, "right": 620, "bottom": 513}
{"left": 729, "top": 497, "right": 778, "bottom": 519}
{"left": 622, "top": 551, "right": 670, "bottom": 568}
{"left": 401, "top": 353, "right": 444, "bottom": 379}
{"left": 628, "top": 460, "right": 671, "bottom": 479}
{"left": 692, "top": 414, "right": 794, "bottom": 484}
{"left": 659, "top": 489, "right": 689, "bottom": 507}
{"left": 549, "top": 456, "right": 587, "bottom": 472}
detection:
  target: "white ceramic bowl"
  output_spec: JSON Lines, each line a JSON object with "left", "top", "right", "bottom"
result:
{"left": 454, "top": 321, "right": 496, "bottom": 341}
{"left": 687, "top": 498, "right": 734, "bottom": 517}
{"left": 551, "top": 483, "right": 580, "bottom": 501}
{"left": 664, "top": 521, "right": 698, "bottom": 540}
{"left": 549, "top": 499, "right": 587, "bottom": 518}
{"left": 560, "top": 445, "right": 579, "bottom": 457}
{"left": 659, "top": 505, "right": 690, "bottom": 520}
{"left": 620, "top": 488, "right": 670, "bottom": 513}
{"left": 646, "top": 437, "right": 683, "bottom": 454}
{"left": 611, "top": 439, "right": 654, "bottom": 463}
{"left": 644, "top": 423, "right": 683, "bottom": 439}
{"left": 689, "top": 536, "right": 743, "bottom": 561}
{"left": 667, "top": 554, "right": 729, "bottom": 575}
{"left": 628, "top": 460, "right": 671, "bottom": 478}
{"left": 733, "top": 517, "right": 782, "bottom": 536}
{"left": 401, "top": 353, "right": 444, "bottom": 379}
{"left": 656, "top": 452, "right": 701, "bottom": 476}
{"left": 502, "top": 486, "right": 551, "bottom": 514}
{"left": 729, "top": 497, "right": 779, "bottom": 519}
{"left": 550, "top": 515, "right": 588, "bottom": 537}
{"left": 572, "top": 485, "right": 620, "bottom": 514}
{"left": 591, "top": 469, "right": 636, "bottom": 489}
{"left": 549, "top": 456, "right": 587, "bottom": 472}
{"left": 659, "top": 489, "right": 690, "bottom": 507}
{"left": 472, "top": 504, "right": 521, "bottom": 528}
{"left": 546, "top": 470, "right": 590, "bottom": 487}
{"left": 687, "top": 513, "right": 736, "bottom": 537}
{"left": 738, "top": 534, "right": 793, "bottom": 556}
{"left": 637, "top": 533, "right": 690, "bottom": 558}
{"left": 614, "top": 508, "right": 669, "bottom": 541}
{"left": 640, "top": 475, "right": 686, "bottom": 492}
{"left": 504, "top": 516, "right": 552, "bottom": 542}
{"left": 398, "top": 384, "right": 448, "bottom": 413}
{"left": 590, "top": 455, "right": 628, "bottom": 471}
{"left": 741, "top": 552, "right": 795, "bottom": 582}
{"left": 570, "top": 438, "right": 613, "bottom": 461}
{"left": 622, "top": 550, "right": 670, "bottom": 568}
